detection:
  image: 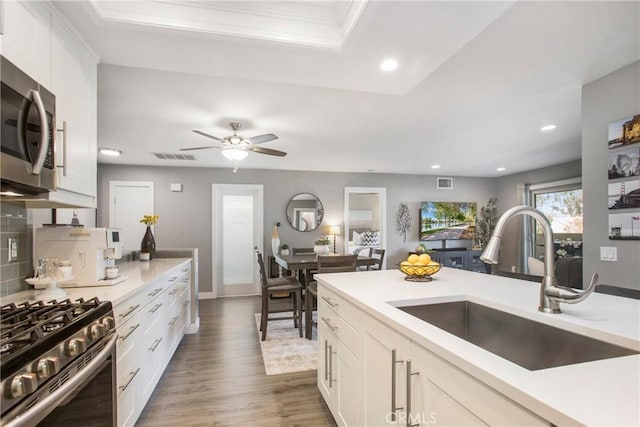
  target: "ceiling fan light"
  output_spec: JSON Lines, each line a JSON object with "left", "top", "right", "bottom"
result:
{"left": 222, "top": 148, "right": 248, "bottom": 161}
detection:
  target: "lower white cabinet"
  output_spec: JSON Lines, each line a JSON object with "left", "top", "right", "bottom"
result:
{"left": 317, "top": 287, "right": 550, "bottom": 427}
{"left": 114, "top": 262, "right": 192, "bottom": 426}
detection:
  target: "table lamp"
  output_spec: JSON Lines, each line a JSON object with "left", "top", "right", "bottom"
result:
{"left": 329, "top": 225, "right": 341, "bottom": 254}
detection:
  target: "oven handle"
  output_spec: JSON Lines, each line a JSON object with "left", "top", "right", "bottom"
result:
{"left": 4, "top": 333, "right": 117, "bottom": 427}
{"left": 29, "top": 89, "right": 49, "bottom": 175}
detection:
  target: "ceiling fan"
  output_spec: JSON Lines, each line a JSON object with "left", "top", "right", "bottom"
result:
{"left": 182, "top": 122, "right": 286, "bottom": 159}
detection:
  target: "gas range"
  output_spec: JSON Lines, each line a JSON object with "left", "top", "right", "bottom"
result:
{"left": 1, "top": 297, "right": 116, "bottom": 424}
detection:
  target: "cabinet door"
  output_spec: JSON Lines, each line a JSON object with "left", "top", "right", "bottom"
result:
{"left": 2, "top": 1, "right": 51, "bottom": 87}
{"left": 51, "top": 16, "right": 97, "bottom": 198}
{"left": 444, "top": 252, "right": 466, "bottom": 270}
{"left": 363, "top": 316, "right": 411, "bottom": 426}
{"left": 334, "top": 339, "right": 361, "bottom": 427}
{"left": 318, "top": 319, "right": 335, "bottom": 406}
{"left": 467, "top": 251, "right": 488, "bottom": 273}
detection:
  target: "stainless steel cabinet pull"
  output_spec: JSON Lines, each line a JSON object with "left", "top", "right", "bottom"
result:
{"left": 169, "top": 316, "right": 178, "bottom": 325}
{"left": 119, "top": 304, "right": 140, "bottom": 319}
{"left": 183, "top": 301, "right": 189, "bottom": 307}
{"left": 119, "top": 368, "right": 140, "bottom": 392}
{"left": 169, "top": 288, "right": 178, "bottom": 296}
{"left": 391, "top": 348, "right": 405, "bottom": 422}
{"left": 321, "top": 296, "right": 338, "bottom": 308}
{"left": 119, "top": 323, "right": 140, "bottom": 342}
{"left": 148, "top": 288, "right": 163, "bottom": 297}
{"left": 169, "top": 275, "right": 179, "bottom": 282}
{"left": 56, "top": 121, "right": 67, "bottom": 176}
{"left": 321, "top": 317, "right": 337, "bottom": 332}
{"left": 149, "top": 303, "right": 163, "bottom": 313}
{"left": 149, "top": 337, "right": 163, "bottom": 352}
{"left": 324, "top": 340, "right": 329, "bottom": 381}
{"left": 406, "top": 359, "right": 420, "bottom": 427}
{"left": 328, "top": 344, "right": 336, "bottom": 388}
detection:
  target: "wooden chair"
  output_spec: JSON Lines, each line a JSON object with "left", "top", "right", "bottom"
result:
{"left": 256, "top": 252, "right": 303, "bottom": 341}
{"left": 366, "top": 248, "right": 386, "bottom": 270}
{"left": 305, "top": 255, "right": 357, "bottom": 339}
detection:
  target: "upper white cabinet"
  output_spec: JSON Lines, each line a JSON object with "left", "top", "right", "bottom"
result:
{"left": 51, "top": 15, "right": 97, "bottom": 201}
{"left": 2, "top": 1, "right": 98, "bottom": 208}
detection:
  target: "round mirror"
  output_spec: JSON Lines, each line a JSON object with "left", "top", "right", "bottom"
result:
{"left": 286, "top": 193, "right": 324, "bottom": 232}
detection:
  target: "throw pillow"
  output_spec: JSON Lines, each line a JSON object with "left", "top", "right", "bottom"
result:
{"left": 352, "top": 231, "right": 362, "bottom": 245}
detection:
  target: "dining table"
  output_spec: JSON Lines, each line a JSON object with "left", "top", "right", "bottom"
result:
{"left": 274, "top": 253, "right": 376, "bottom": 282}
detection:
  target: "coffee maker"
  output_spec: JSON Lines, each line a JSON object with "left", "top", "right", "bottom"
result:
{"left": 35, "top": 227, "right": 127, "bottom": 287}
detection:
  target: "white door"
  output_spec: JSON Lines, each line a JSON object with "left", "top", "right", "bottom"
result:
{"left": 109, "top": 181, "right": 154, "bottom": 252}
{"left": 212, "top": 184, "right": 263, "bottom": 297}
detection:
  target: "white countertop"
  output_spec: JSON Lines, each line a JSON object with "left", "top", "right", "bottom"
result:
{"left": 2, "top": 258, "right": 192, "bottom": 307}
{"left": 315, "top": 268, "right": 640, "bottom": 426}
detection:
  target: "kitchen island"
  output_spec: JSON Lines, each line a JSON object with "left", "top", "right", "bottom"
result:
{"left": 314, "top": 268, "right": 640, "bottom": 426}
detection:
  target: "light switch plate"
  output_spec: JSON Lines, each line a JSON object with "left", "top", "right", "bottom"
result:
{"left": 600, "top": 246, "right": 617, "bottom": 262}
{"left": 8, "top": 238, "right": 18, "bottom": 262}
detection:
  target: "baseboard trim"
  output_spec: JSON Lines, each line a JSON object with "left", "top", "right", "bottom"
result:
{"left": 199, "top": 292, "right": 216, "bottom": 300}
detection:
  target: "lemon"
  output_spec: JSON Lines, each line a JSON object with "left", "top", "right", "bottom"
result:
{"left": 429, "top": 261, "right": 439, "bottom": 266}
{"left": 400, "top": 261, "right": 411, "bottom": 267}
{"left": 418, "top": 254, "right": 431, "bottom": 265}
{"left": 407, "top": 254, "right": 419, "bottom": 264}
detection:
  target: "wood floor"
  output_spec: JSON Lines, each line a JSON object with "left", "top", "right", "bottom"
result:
{"left": 136, "top": 296, "right": 336, "bottom": 427}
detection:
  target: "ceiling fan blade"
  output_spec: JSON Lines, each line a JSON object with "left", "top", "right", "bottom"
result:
{"left": 192, "top": 130, "right": 223, "bottom": 141}
{"left": 248, "top": 146, "right": 287, "bottom": 157}
{"left": 245, "top": 133, "right": 278, "bottom": 145}
{"left": 179, "top": 146, "right": 217, "bottom": 151}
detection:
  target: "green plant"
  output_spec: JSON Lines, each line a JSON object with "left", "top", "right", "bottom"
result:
{"left": 315, "top": 236, "right": 330, "bottom": 245}
{"left": 280, "top": 244, "right": 289, "bottom": 250}
{"left": 476, "top": 198, "right": 498, "bottom": 249}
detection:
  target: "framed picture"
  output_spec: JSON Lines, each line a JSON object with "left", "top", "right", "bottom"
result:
{"left": 608, "top": 179, "right": 640, "bottom": 209}
{"left": 608, "top": 212, "right": 640, "bottom": 240}
{"left": 608, "top": 115, "right": 640, "bottom": 149}
{"left": 608, "top": 146, "right": 640, "bottom": 179}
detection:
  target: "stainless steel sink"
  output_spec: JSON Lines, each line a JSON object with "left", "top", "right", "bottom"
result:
{"left": 398, "top": 300, "right": 638, "bottom": 370}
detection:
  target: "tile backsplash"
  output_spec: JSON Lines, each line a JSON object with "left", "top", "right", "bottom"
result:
{"left": 1, "top": 202, "right": 31, "bottom": 297}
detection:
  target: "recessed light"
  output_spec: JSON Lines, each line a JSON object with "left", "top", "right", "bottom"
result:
{"left": 367, "top": 169, "right": 375, "bottom": 172}
{"left": 431, "top": 164, "right": 441, "bottom": 169}
{"left": 540, "top": 124, "right": 556, "bottom": 132}
{"left": 380, "top": 59, "right": 398, "bottom": 72}
{"left": 99, "top": 148, "right": 122, "bottom": 156}
{"left": 496, "top": 167, "right": 506, "bottom": 172}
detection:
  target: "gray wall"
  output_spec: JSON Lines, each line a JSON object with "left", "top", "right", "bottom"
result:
{"left": 582, "top": 61, "right": 640, "bottom": 290}
{"left": 97, "top": 165, "right": 495, "bottom": 294}
{"left": 493, "top": 160, "right": 582, "bottom": 274}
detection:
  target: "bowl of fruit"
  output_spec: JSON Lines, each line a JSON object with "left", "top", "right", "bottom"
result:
{"left": 399, "top": 253, "right": 441, "bottom": 282}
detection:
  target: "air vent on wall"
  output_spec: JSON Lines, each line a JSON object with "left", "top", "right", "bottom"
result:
{"left": 153, "top": 153, "right": 197, "bottom": 161}
{"left": 436, "top": 177, "right": 453, "bottom": 190}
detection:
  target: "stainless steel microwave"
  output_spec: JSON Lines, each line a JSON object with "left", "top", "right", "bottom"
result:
{"left": 1, "top": 55, "right": 57, "bottom": 195}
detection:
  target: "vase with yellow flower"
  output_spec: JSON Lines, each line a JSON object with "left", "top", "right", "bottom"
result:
{"left": 140, "top": 215, "right": 159, "bottom": 260}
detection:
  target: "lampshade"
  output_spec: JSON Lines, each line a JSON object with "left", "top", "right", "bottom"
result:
{"left": 329, "top": 225, "right": 341, "bottom": 236}
{"left": 221, "top": 148, "right": 248, "bottom": 161}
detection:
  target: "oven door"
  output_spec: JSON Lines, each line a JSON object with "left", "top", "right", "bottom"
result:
{"left": 3, "top": 334, "right": 117, "bottom": 427}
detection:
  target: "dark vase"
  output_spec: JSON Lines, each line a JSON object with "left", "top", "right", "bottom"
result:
{"left": 141, "top": 226, "right": 156, "bottom": 259}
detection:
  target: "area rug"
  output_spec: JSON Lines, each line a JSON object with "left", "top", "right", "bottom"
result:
{"left": 254, "top": 312, "right": 317, "bottom": 375}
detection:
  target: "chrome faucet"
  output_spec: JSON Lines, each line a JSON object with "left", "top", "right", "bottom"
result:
{"left": 480, "top": 205, "right": 598, "bottom": 313}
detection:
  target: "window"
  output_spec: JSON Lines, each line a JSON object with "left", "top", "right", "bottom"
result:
{"left": 527, "top": 179, "right": 583, "bottom": 263}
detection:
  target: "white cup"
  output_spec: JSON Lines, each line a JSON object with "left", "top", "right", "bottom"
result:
{"left": 106, "top": 266, "right": 119, "bottom": 279}
{"left": 57, "top": 266, "right": 73, "bottom": 280}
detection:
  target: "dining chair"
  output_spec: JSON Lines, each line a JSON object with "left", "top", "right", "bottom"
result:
{"left": 367, "top": 248, "right": 386, "bottom": 270}
{"left": 256, "top": 252, "right": 303, "bottom": 341}
{"left": 305, "top": 255, "right": 357, "bottom": 339}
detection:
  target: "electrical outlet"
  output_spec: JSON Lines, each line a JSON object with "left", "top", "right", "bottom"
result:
{"left": 8, "top": 238, "right": 18, "bottom": 262}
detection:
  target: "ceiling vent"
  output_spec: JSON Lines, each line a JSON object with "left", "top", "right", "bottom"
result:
{"left": 153, "top": 153, "right": 197, "bottom": 161}
{"left": 436, "top": 177, "right": 453, "bottom": 190}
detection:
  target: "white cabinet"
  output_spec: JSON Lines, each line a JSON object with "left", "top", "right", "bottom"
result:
{"left": 113, "top": 262, "right": 192, "bottom": 426}
{"left": 317, "top": 287, "right": 363, "bottom": 427}
{"left": 362, "top": 317, "right": 411, "bottom": 426}
{"left": 317, "top": 286, "right": 551, "bottom": 427}
{"left": 1, "top": 1, "right": 98, "bottom": 208}
{"left": 50, "top": 15, "right": 97, "bottom": 201}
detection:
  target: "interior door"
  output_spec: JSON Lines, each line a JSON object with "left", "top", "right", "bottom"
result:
{"left": 212, "top": 184, "right": 263, "bottom": 297}
{"left": 109, "top": 181, "right": 154, "bottom": 252}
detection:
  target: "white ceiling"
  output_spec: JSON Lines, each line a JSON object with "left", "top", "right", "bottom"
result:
{"left": 54, "top": 1, "right": 640, "bottom": 177}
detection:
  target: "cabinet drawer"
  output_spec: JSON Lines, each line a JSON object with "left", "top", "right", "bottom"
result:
{"left": 114, "top": 293, "right": 145, "bottom": 328}
{"left": 319, "top": 298, "right": 360, "bottom": 357}
{"left": 317, "top": 286, "right": 362, "bottom": 332}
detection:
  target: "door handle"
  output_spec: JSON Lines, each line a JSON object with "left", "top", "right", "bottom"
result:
{"left": 57, "top": 121, "right": 67, "bottom": 176}
{"left": 29, "top": 90, "right": 49, "bottom": 175}
{"left": 406, "top": 359, "right": 420, "bottom": 427}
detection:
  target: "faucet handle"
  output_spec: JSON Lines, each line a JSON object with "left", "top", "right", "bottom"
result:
{"left": 545, "top": 273, "right": 599, "bottom": 304}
